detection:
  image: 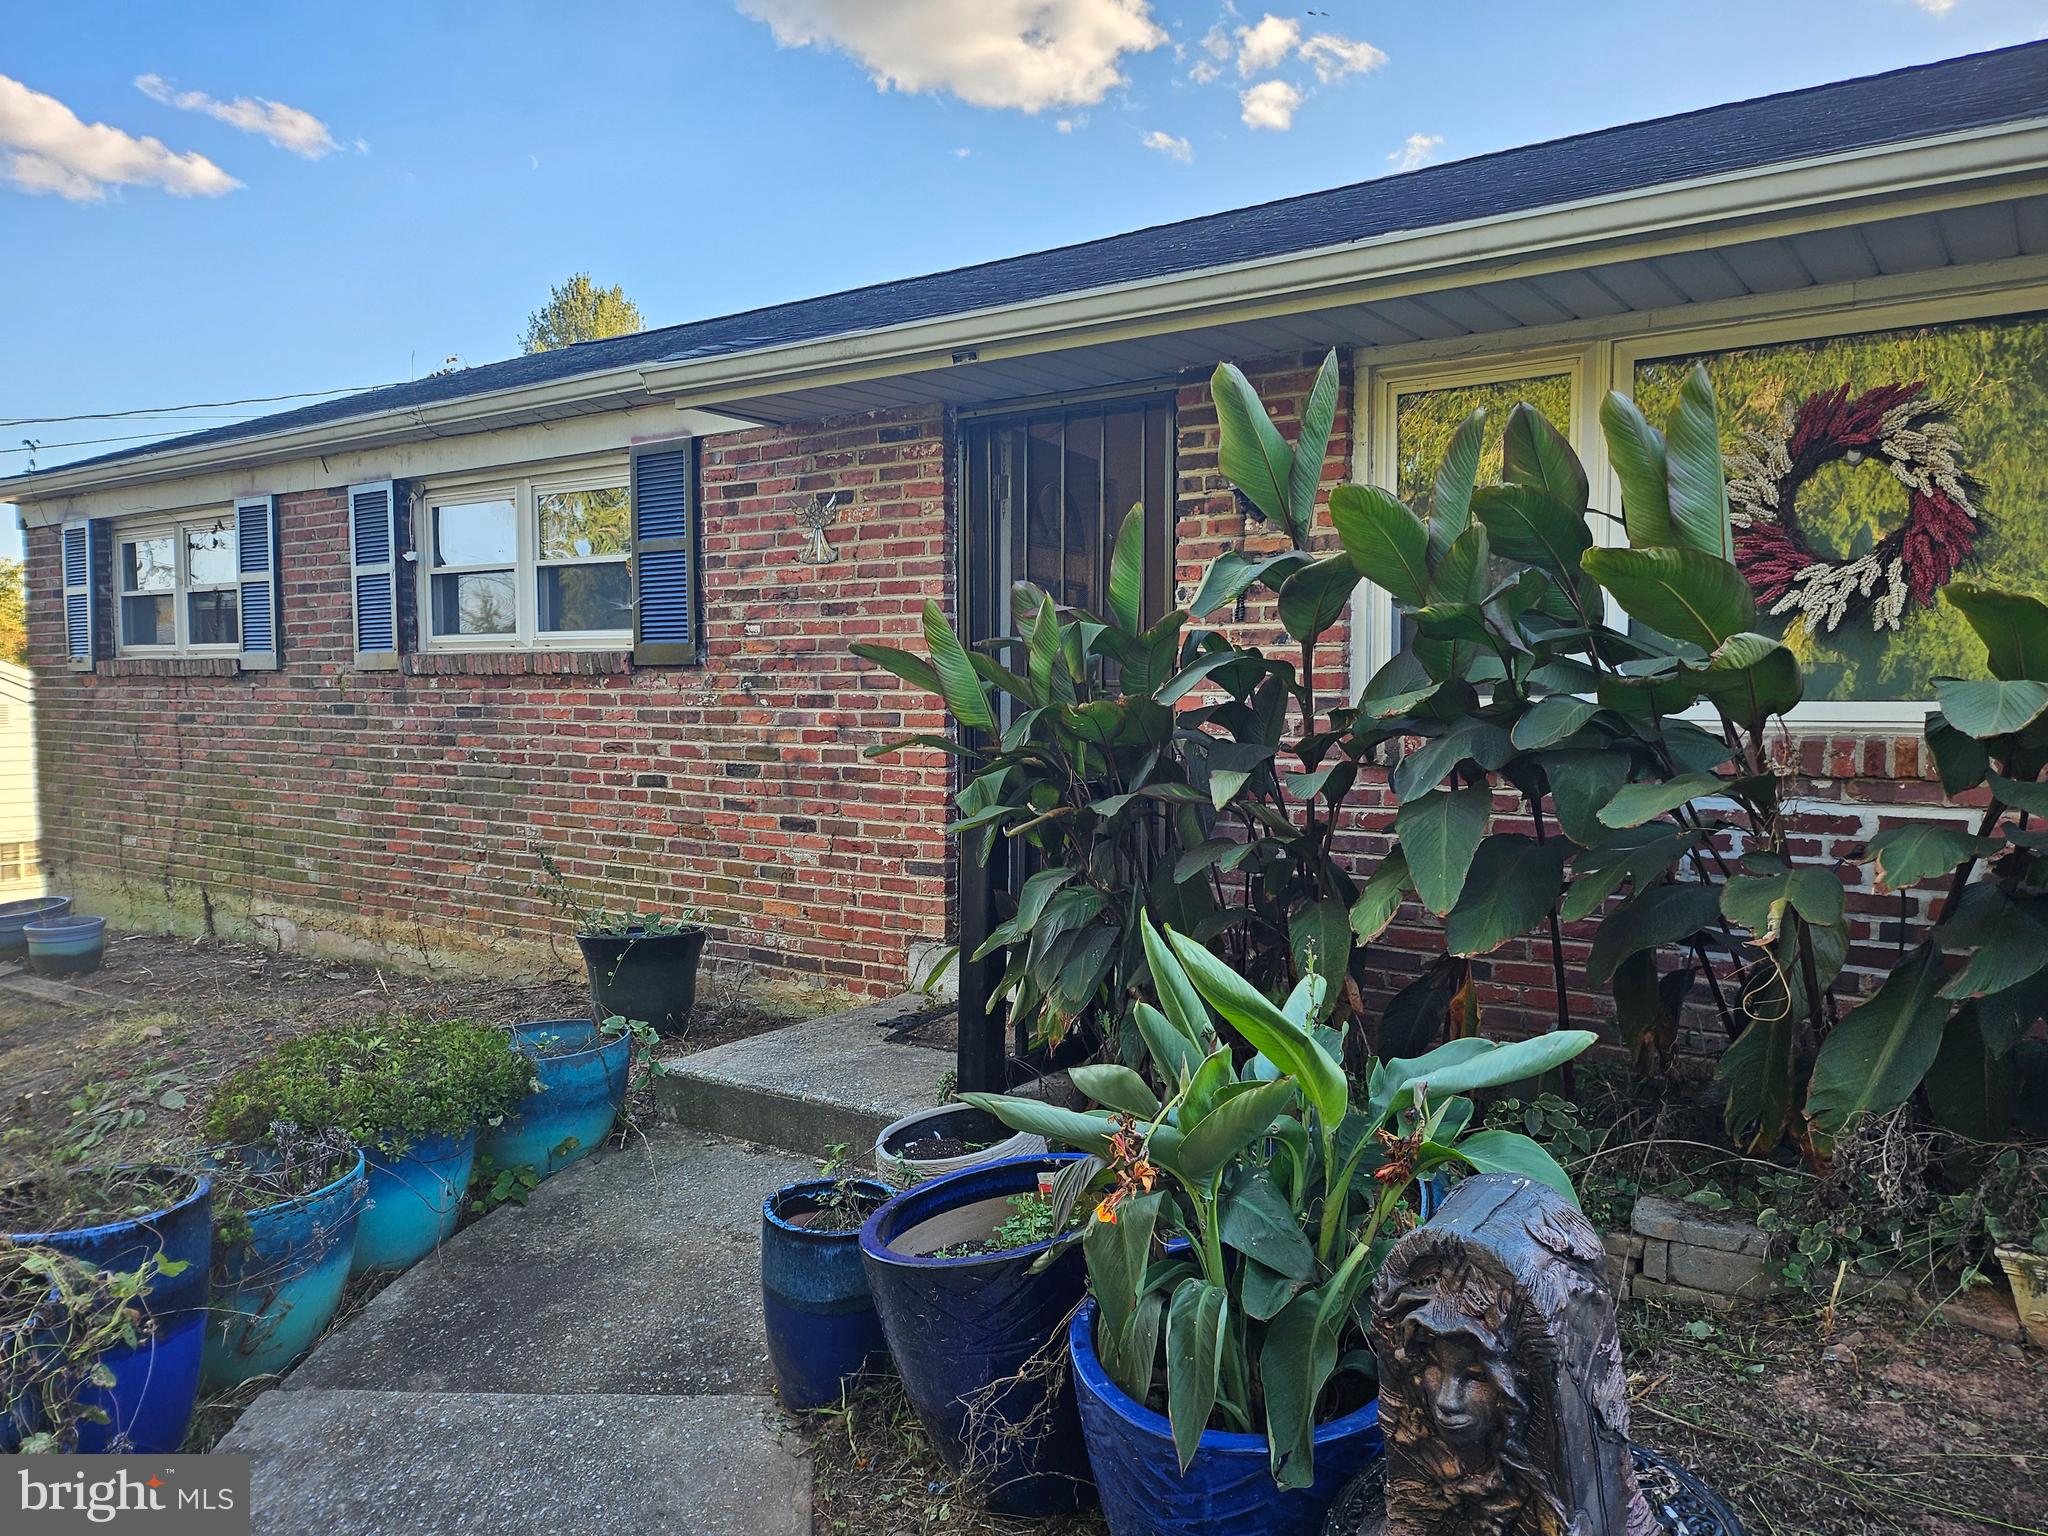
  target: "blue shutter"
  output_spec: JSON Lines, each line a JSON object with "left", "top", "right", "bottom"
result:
{"left": 348, "top": 480, "right": 402, "bottom": 669}
{"left": 631, "top": 441, "right": 699, "bottom": 665}
{"left": 236, "top": 494, "right": 281, "bottom": 670}
{"left": 61, "top": 518, "right": 97, "bottom": 670}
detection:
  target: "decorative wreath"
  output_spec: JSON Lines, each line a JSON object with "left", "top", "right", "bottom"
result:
{"left": 1725, "top": 381, "right": 1982, "bottom": 635}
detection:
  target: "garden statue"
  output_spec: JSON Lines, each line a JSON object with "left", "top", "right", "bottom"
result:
{"left": 1326, "top": 1174, "right": 1742, "bottom": 1536}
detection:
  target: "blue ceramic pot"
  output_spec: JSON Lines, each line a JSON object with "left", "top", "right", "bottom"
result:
{"left": 203, "top": 1149, "right": 367, "bottom": 1388}
{"left": 477, "top": 1020, "right": 630, "bottom": 1180}
{"left": 24, "top": 914, "right": 106, "bottom": 978}
{"left": 351, "top": 1129, "right": 477, "bottom": 1274}
{"left": 762, "top": 1176, "right": 894, "bottom": 1411}
{"left": 860, "top": 1154, "right": 1093, "bottom": 1517}
{"left": 0, "top": 895, "right": 71, "bottom": 962}
{"left": 4, "top": 1167, "right": 212, "bottom": 1453}
{"left": 1069, "top": 1297, "right": 1382, "bottom": 1536}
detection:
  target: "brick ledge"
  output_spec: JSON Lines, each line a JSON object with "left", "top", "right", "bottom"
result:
{"left": 400, "top": 650, "right": 632, "bottom": 678}
{"left": 99, "top": 656, "right": 242, "bottom": 678}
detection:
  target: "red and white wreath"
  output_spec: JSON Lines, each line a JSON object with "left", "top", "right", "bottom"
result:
{"left": 1725, "top": 381, "right": 1981, "bottom": 636}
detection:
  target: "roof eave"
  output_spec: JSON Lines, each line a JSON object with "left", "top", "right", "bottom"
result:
{"left": 6, "top": 113, "right": 2046, "bottom": 508}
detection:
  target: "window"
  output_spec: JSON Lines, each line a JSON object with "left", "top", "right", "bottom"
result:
{"left": 117, "top": 514, "right": 238, "bottom": 654}
{"left": 0, "top": 843, "right": 38, "bottom": 884}
{"left": 422, "top": 466, "right": 631, "bottom": 648}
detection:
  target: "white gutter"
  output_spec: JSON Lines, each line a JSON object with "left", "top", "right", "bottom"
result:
{"left": 6, "top": 115, "right": 2045, "bottom": 509}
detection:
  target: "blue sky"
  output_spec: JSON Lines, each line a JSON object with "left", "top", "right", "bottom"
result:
{"left": 5, "top": 0, "right": 2046, "bottom": 559}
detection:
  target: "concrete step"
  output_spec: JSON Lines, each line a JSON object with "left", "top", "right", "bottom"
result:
{"left": 219, "top": 1388, "right": 808, "bottom": 1536}
{"left": 656, "top": 995, "right": 952, "bottom": 1160}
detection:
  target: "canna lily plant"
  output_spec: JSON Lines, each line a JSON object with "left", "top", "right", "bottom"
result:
{"left": 963, "top": 916, "right": 1594, "bottom": 1489}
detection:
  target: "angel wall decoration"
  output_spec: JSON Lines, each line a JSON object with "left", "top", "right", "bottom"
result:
{"left": 794, "top": 491, "right": 843, "bottom": 565}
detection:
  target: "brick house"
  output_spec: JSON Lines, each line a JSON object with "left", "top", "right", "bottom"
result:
{"left": 6, "top": 43, "right": 2047, "bottom": 1076}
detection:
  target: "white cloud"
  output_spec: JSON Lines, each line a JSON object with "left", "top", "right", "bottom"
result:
{"left": 1188, "top": 58, "right": 1221, "bottom": 84}
{"left": 1299, "top": 33, "right": 1386, "bottom": 83}
{"left": 1199, "top": 22, "right": 1232, "bottom": 59}
{"left": 1239, "top": 78, "right": 1302, "bottom": 131}
{"left": 0, "top": 72, "right": 239, "bottom": 201}
{"left": 953, "top": 145, "right": 972, "bottom": 158}
{"left": 1141, "top": 129, "right": 1192, "bottom": 162}
{"left": 134, "top": 73, "right": 341, "bottom": 158}
{"left": 1234, "top": 14, "right": 1299, "bottom": 75}
{"left": 1388, "top": 132, "right": 1443, "bottom": 171}
{"left": 1911, "top": 0, "right": 1958, "bottom": 12}
{"left": 738, "top": 0, "right": 1167, "bottom": 113}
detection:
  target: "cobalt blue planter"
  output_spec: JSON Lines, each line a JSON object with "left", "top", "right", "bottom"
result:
{"left": 0, "top": 895, "right": 71, "bottom": 962}
{"left": 477, "top": 1020, "right": 630, "bottom": 1180}
{"left": 762, "top": 1176, "right": 894, "bottom": 1410}
{"left": 859, "top": 1154, "right": 1093, "bottom": 1517}
{"left": 203, "top": 1149, "right": 367, "bottom": 1388}
{"left": 24, "top": 914, "right": 107, "bottom": 977}
{"left": 351, "top": 1129, "right": 477, "bottom": 1274}
{"left": 1069, "top": 1297, "right": 1382, "bottom": 1536}
{"left": 4, "top": 1167, "right": 212, "bottom": 1454}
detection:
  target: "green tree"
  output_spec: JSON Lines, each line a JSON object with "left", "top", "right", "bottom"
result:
{"left": 520, "top": 273, "right": 644, "bottom": 354}
{"left": 0, "top": 559, "right": 25, "bottom": 664}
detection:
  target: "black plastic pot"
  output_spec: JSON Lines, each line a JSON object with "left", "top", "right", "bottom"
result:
{"left": 859, "top": 1154, "right": 1093, "bottom": 1517}
{"left": 575, "top": 927, "right": 706, "bottom": 1038}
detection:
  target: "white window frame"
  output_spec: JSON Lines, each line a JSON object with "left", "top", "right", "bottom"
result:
{"left": 418, "top": 455, "right": 633, "bottom": 653}
{"left": 113, "top": 511, "right": 241, "bottom": 658}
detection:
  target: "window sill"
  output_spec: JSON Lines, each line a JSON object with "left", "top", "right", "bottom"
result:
{"left": 102, "top": 656, "right": 242, "bottom": 678}
{"left": 401, "top": 649, "right": 633, "bottom": 678}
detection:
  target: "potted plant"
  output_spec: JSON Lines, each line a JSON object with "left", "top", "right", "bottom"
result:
{"left": 476, "top": 1018, "right": 636, "bottom": 1182}
{"left": 539, "top": 851, "right": 711, "bottom": 1039}
{"left": 964, "top": 918, "right": 1595, "bottom": 1536}
{"left": 0, "top": 1165, "right": 212, "bottom": 1453}
{"left": 24, "top": 914, "right": 107, "bottom": 978}
{"left": 2, "top": 1242, "right": 191, "bottom": 1454}
{"left": 872, "top": 1101, "right": 1046, "bottom": 1188}
{"left": 205, "top": 1016, "right": 534, "bottom": 1274}
{"left": 0, "top": 895, "right": 70, "bottom": 963}
{"left": 858, "top": 1153, "right": 1096, "bottom": 1516}
{"left": 761, "top": 1144, "right": 894, "bottom": 1411}
{"left": 200, "top": 1129, "right": 367, "bottom": 1389}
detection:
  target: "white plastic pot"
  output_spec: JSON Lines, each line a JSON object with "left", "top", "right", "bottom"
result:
{"left": 872, "top": 1103, "right": 1045, "bottom": 1188}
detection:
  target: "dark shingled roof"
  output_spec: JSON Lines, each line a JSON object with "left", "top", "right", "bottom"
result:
{"left": 51, "top": 38, "right": 2048, "bottom": 478}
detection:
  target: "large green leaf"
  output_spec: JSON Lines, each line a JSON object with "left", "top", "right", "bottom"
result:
{"left": 1290, "top": 898, "right": 1351, "bottom": 1021}
{"left": 920, "top": 598, "right": 996, "bottom": 732}
{"left": 1599, "top": 391, "right": 1677, "bottom": 549}
{"left": 1256, "top": 1279, "right": 1352, "bottom": 1489}
{"left": 1933, "top": 678, "right": 2048, "bottom": 740}
{"left": 1470, "top": 484, "right": 1593, "bottom": 584}
{"left": 1936, "top": 890, "right": 2048, "bottom": 1001}
{"left": 973, "top": 867, "right": 1075, "bottom": 959}
{"left": 1329, "top": 484, "right": 1431, "bottom": 606}
{"left": 1580, "top": 546, "right": 1755, "bottom": 650}
{"left": 1943, "top": 582, "right": 2048, "bottom": 682}
{"left": 959, "top": 1093, "right": 1118, "bottom": 1157}
{"left": 1560, "top": 826, "right": 1691, "bottom": 922}
{"left": 1925, "top": 713, "right": 1991, "bottom": 793}
{"left": 1542, "top": 749, "right": 1632, "bottom": 847}
{"left": 848, "top": 641, "right": 943, "bottom": 697}
{"left": 1084, "top": 1190, "right": 1166, "bottom": 1401}
{"left": 1374, "top": 1033, "right": 1597, "bottom": 1123}
{"left": 1990, "top": 772, "right": 2048, "bottom": 818}
{"left": 1165, "top": 929, "right": 1348, "bottom": 1133}
{"left": 1177, "top": 1080, "right": 1301, "bottom": 1184}
{"left": 1428, "top": 407, "right": 1487, "bottom": 559}
{"left": 1212, "top": 363, "right": 1295, "bottom": 535}
{"left": 1502, "top": 401, "right": 1589, "bottom": 513}
{"left": 1394, "top": 786, "right": 1493, "bottom": 916}
{"left": 1444, "top": 835, "right": 1568, "bottom": 957}
{"left": 1286, "top": 351, "right": 1342, "bottom": 540}
{"left": 1511, "top": 695, "right": 1598, "bottom": 751}
{"left": 1218, "top": 1165, "right": 1316, "bottom": 1280}
{"left": 1866, "top": 823, "right": 1989, "bottom": 892}
{"left": 1922, "top": 1003, "right": 2017, "bottom": 1142}
{"left": 1071, "top": 1064, "right": 1161, "bottom": 1119}
{"left": 1277, "top": 554, "right": 1361, "bottom": 643}
{"left": 1445, "top": 1129, "right": 1578, "bottom": 1206}
{"left": 1806, "top": 944, "right": 1951, "bottom": 1141}
{"left": 1134, "top": 1002, "right": 1206, "bottom": 1089}
{"left": 1586, "top": 882, "right": 1721, "bottom": 987}
{"left": 1695, "top": 632, "right": 1802, "bottom": 728}
{"left": 1427, "top": 522, "right": 1491, "bottom": 607}
{"left": 1106, "top": 504, "right": 1147, "bottom": 635}
{"left": 1187, "top": 550, "right": 1312, "bottom": 619}
{"left": 1166, "top": 1278, "right": 1229, "bottom": 1471}
{"left": 1664, "top": 364, "right": 1735, "bottom": 560}
{"left": 1390, "top": 719, "right": 1514, "bottom": 803}
{"left": 1717, "top": 1001, "right": 1798, "bottom": 1153}
{"left": 1720, "top": 863, "right": 1844, "bottom": 946}
{"left": 1349, "top": 851, "right": 1411, "bottom": 942}
{"left": 1142, "top": 915, "right": 1216, "bottom": 1048}
{"left": 1597, "top": 772, "right": 1727, "bottom": 829}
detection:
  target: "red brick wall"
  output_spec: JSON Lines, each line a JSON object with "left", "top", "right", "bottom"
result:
{"left": 25, "top": 407, "right": 956, "bottom": 996}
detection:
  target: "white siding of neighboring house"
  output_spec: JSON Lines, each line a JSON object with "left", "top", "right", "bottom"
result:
{"left": 0, "top": 662, "right": 39, "bottom": 899}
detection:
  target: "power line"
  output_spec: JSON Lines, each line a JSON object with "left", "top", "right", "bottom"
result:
{"left": 0, "top": 382, "right": 406, "bottom": 429}
{"left": 2, "top": 427, "right": 258, "bottom": 457}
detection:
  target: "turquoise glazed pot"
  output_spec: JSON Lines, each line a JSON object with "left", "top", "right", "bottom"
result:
{"left": 203, "top": 1149, "right": 367, "bottom": 1388}
{"left": 4, "top": 1167, "right": 212, "bottom": 1454}
{"left": 24, "top": 914, "right": 106, "bottom": 977}
{"left": 477, "top": 1019, "right": 630, "bottom": 1180}
{"left": 350, "top": 1129, "right": 478, "bottom": 1274}
{"left": 0, "top": 895, "right": 71, "bottom": 962}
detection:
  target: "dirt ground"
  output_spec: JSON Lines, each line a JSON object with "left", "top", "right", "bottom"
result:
{"left": 0, "top": 926, "right": 809, "bottom": 1178}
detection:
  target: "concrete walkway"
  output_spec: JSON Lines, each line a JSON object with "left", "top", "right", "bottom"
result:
{"left": 220, "top": 1131, "right": 818, "bottom": 1536}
